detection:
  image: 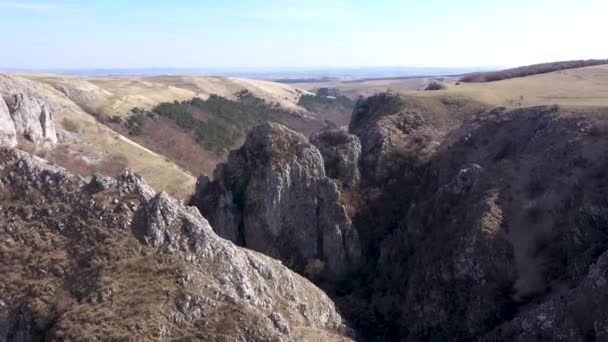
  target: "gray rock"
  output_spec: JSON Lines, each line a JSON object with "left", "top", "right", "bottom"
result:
{"left": 269, "top": 312, "right": 291, "bottom": 334}
{"left": 0, "top": 97, "right": 17, "bottom": 148}
{"left": 0, "top": 147, "right": 352, "bottom": 341}
{"left": 446, "top": 163, "right": 483, "bottom": 195}
{"left": 193, "top": 123, "right": 362, "bottom": 279}
{"left": 0, "top": 74, "right": 58, "bottom": 147}
{"left": 483, "top": 249, "right": 608, "bottom": 341}
{"left": 87, "top": 173, "right": 117, "bottom": 193}
{"left": 310, "top": 129, "right": 361, "bottom": 189}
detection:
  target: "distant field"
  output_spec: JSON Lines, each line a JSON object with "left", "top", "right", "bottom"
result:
{"left": 291, "top": 76, "right": 449, "bottom": 99}
{"left": 410, "top": 64, "right": 608, "bottom": 108}
{"left": 459, "top": 59, "right": 608, "bottom": 83}
{"left": 299, "top": 64, "right": 608, "bottom": 109}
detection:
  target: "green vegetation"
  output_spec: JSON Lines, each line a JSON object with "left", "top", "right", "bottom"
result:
{"left": 129, "top": 92, "right": 292, "bottom": 154}
{"left": 298, "top": 93, "right": 354, "bottom": 112}
{"left": 125, "top": 113, "right": 147, "bottom": 136}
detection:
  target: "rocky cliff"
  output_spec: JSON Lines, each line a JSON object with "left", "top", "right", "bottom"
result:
{"left": 350, "top": 97, "right": 608, "bottom": 340}
{"left": 0, "top": 75, "right": 58, "bottom": 148}
{"left": 192, "top": 123, "right": 361, "bottom": 280}
{"left": 0, "top": 148, "right": 352, "bottom": 341}
{"left": 0, "top": 97, "right": 17, "bottom": 148}
{"left": 194, "top": 92, "right": 608, "bottom": 341}
{"left": 309, "top": 129, "right": 361, "bottom": 190}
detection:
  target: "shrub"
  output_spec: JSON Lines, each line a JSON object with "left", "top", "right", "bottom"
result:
{"left": 132, "top": 93, "right": 296, "bottom": 155}
{"left": 0, "top": 184, "right": 10, "bottom": 202}
{"left": 125, "top": 113, "right": 147, "bottom": 136}
{"left": 304, "top": 258, "right": 326, "bottom": 279}
{"left": 110, "top": 115, "right": 123, "bottom": 124}
{"left": 298, "top": 94, "right": 354, "bottom": 112}
{"left": 424, "top": 82, "right": 447, "bottom": 91}
{"left": 62, "top": 118, "right": 80, "bottom": 133}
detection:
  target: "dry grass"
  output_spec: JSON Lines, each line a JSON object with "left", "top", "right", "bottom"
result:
{"left": 460, "top": 59, "right": 608, "bottom": 82}
{"left": 405, "top": 64, "right": 608, "bottom": 108}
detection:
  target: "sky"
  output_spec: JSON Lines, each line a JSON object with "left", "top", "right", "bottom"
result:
{"left": 0, "top": 0, "right": 606, "bottom": 69}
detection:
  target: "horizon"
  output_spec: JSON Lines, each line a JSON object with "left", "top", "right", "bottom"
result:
{"left": 1, "top": 0, "right": 607, "bottom": 70}
{"left": 0, "top": 65, "right": 502, "bottom": 79}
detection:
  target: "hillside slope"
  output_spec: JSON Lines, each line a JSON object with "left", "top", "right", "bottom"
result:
{"left": 21, "top": 74, "right": 313, "bottom": 117}
{"left": 0, "top": 73, "right": 344, "bottom": 198}
{"left": 0, "top": 148, "right": 352, "bottom": 341}
{"left": 460, "top": 59, "right": 608, "bottom": 82}
{"left": 411, "top": 64, "right": 608, "bottom": 108}
{"left": 0, "top": 74, "right": 196, "bottom": 198}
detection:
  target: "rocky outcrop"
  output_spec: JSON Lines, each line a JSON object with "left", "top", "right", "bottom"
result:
{"left": 0, "top": 97, "right": 17, "bottom": 147}
{"left": 192, "top": 123, "right": 361, "bottom": 279}
{"left": 362, "top": 104, "right": 608, "bottom": 340}
{"left": 310, "top": 129, "right": 361, "bottom": 189}
{"left": 484, "top": 249, "right": 608, "bottom": 341}
{"left": 348, "top": 93, "right": 487, "bottom": 184}
{"left": 0, "top": 148, "right": 352, "bottom": 341}
{"left": 0, "top": 74, "right": 58, "bottom": 147}
{"left": 3, "top": 93, "right": 58, "bottom": 147}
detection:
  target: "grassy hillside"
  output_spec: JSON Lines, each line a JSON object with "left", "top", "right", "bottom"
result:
{"left": 107, "top": 90, "right": 351, "bottom": 176}
{"left": 460, "top": 59, "right": 608, "bottom": 82}
{"left": 0, "top": 74, "right": 196, "bottom": 198}
{"left": 401, "top": 64, "right": 608, "bottom": 108}
{"left": 2, "top": 73, "right": 340, "bottom": 196}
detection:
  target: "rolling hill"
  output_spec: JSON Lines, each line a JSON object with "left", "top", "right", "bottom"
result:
{"left": 0, "top": 73, "right": 353, "bottom": 198}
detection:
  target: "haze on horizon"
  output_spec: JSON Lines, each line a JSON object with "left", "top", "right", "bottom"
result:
{"left": 0, "top": 0, "right": 607, "bottom": 70}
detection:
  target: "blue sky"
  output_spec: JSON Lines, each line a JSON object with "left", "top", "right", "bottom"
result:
{"left": 0, "top": 0, "right": 606, "bottom": 69}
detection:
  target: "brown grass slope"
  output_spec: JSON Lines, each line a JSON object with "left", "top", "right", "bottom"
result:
{"left": 0, "top": 149, "right": 351, "bottom": 341}
{"left": 460, "top": 59, "right": 608, "bottom": 83}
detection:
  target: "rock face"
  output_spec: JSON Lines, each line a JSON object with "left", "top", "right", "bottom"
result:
{"left": 348, "top": 93, "right": 486, "bottom": 184}
{"left": 310, "top": 129, "right": 361, "bottom": 189}
{"left": 483, "top": 249, "right": 608, "bottom": 341}
{"left": 0, "top": 74, "right": 58, "bottom": 147}
{"left": 0, "top": 97, "right": 17, "bottom": 147}
{"left": 357, "top": 103, "right": 608, "bottom": 340}
{"left": 0, "top": 148, "right": 352, "bottom": 341}
{"left": 192, "top": 123, "right": 361, "bottom": 279}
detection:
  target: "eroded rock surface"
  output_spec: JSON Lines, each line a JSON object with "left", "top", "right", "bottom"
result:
{"left": 192, "top": 123, "right": 361, "bottom": 279}
{"left": 0, "top": 148, "right": 351, "bottom": 341}
{"left": 0, "top": 97, "right": 17, "bottom": 147}
{"left": 365, "top": 104, "right": 608, "bottom": 340}
{"left": 310, "top": 129, "right": 361, "bottom": 189}
{"left": 0, "top": 75, "right": 58, "bottom": 147}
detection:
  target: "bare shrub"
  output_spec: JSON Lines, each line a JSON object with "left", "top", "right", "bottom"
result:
{"left": 304, "top": 258, "right": 326, "bottom": 280}
{"left": 62, "top": 118, "right": 81, "bottom": 133}
{"left": 44, "top": 145, "right": 92, "bottom": 176}
{"left": 95, "top": 154, "right": 129, "bottom": 176}
{"left": 0, "top": 184, "right": 10, "bottom": 202}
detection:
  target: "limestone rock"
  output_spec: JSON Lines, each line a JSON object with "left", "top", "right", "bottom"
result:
{"left": 483, "top": 249, "right": 608, "bottom": 341}
{"left": 310, "top": 129, "right": 361, "bottom": 189}
{"left": 193, "top": 123, "right": 362, "bottom": 279}
{"left": 0, "top": 74, "right": 58, "bottom": 147}
{"left": 349, "top": 93, "right": 486, "bottom": 184}
{"left": 0, "top": 148, "right": 351, "bottom": 341}
{"left": 0, "top": 97, "right": 17, "bottom": 147}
